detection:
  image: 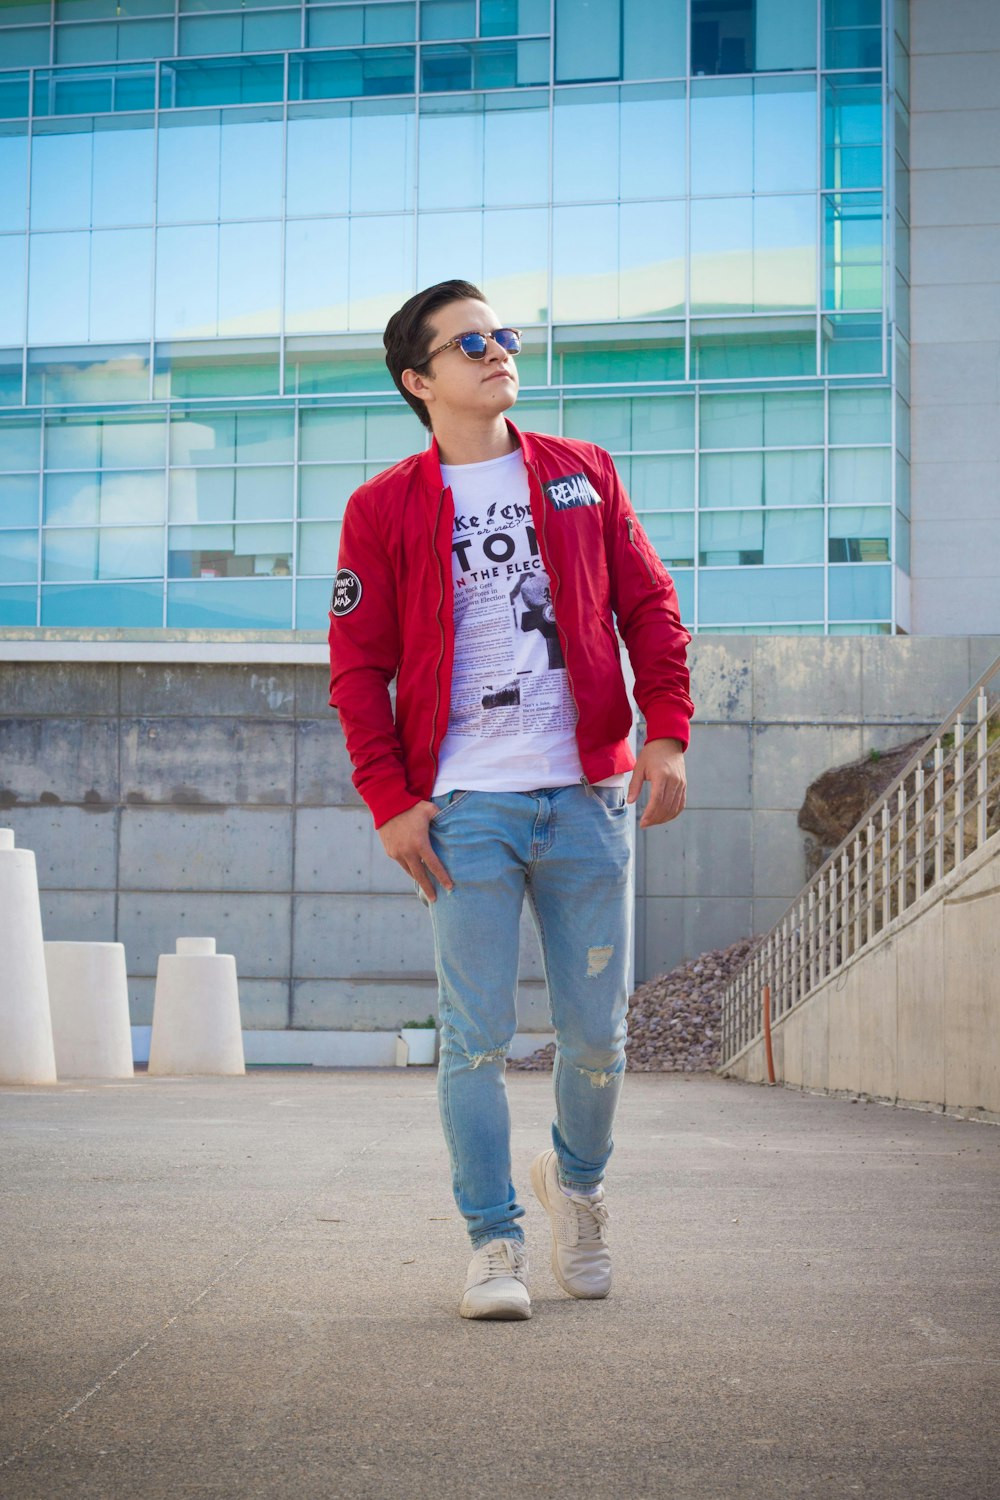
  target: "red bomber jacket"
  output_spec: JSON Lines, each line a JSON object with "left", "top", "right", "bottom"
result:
{"left": 327, "top": 419, "right": 694, "bottom": 830}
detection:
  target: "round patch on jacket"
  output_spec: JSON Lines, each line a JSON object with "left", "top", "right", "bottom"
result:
{"left": 331, "top": 568, "right": 363, "bottom": 617}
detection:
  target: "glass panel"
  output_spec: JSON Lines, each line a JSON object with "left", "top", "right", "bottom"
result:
{"left": 0, "top": 347, "right": 23, "bottom": 405}
{"left": 554, "top": 87, "right": 618, "bottom": 203}
{"left": 763, "top": 390, "right": 823, "bottom": 447}
{"left": 96, "top": 525, "right": 163, "bottom": 577}
{"left": 421, "top": 0, "right": 476, "bottom": 39}
{"left": 298, "top": 463, "right": 364, "bottom": 517}
{"left": 56, "top": 17, "right": 174, "bottom": 63}
{"left": 161, "top": 55, "right": 285, "bottom": 110}
{"left": 153, "top": 340, "right": 281, "bottom": 400}
{"left": 481, "top": 0, "right": 550, "bottom": 35}
{"left": 219, "top": 112, "right": 284, "bottom": 221}
{"left": 895, "top": 451, "right": 909, "bottom": 519}
{"left": 700, "top": 451, "right": 762, "bottom": 507}
{"left": 829, "top": 385, "right": 890, "bottom": 443}
{"left": 299, "top": 407, "right": 365, "bottom": 461}
{"left": 619, "top": 200, "right": 685, "bottom": 317}
{"left": 0, "top": 473, "right": 39, "bottom": 526}
{"left": 0, "top": 586, "right": 37, "bottom": 625}
{"left": 821, "top": 312, "right": 883, "bottom": 375}
{"left": 168, "top": 467, "right": 235, "bottom": 522}
{"left": 700, "top": 393, "right": 763, "bottom": 449}
{"left": 700, "top": 507, "right": 763, "bottom": 565}
{"left": 691, "top": 78, "right": 751, "bottom": 195}
{"left": 553, "top": 204, "right": 617, "bottom": 321}
{"left": 417, "top": 210, "right": 483, "bottom": 291}
{"left": 828, "top": 445, "right": 891, "bottom": 503}
{"left": 0, "top": 76, "right": 32, "bottom": 125}
{"left": 563, "top": 398, "right": 629, "bottom": 450}
{"left": 155, "top": 225, "right": 218, "bottom": 338}
{"left": 43, "top": 469, "right": 164, "bottom": 525}
{"left": 0, "top": 236, "right": 26, "bottom": 345}
{"left": 27, "top": 345, "right": 150, "bottom": 404}
{"left": 828, "top": 504, "right": 890, "bottom": 561}
{"left": 157, "top": 116, "right": 221, "bottom": 225}
{"left": 631, "top": 396, "right": 695, "bottom": 450}
{"left": 824, "top": 14, "right": 882, "bottom": 68}
{"left": 691, "top": 0, "right": 754, "bottom": 75}
{"left": 622, "top": 0, "right": 685, "bottom": 80}
{"left": 43, "top": 527, "right": 98, "bottom": 580}
{"left": 620, "top": 83, "right": 685, "bottom": 200}
{"left": 698, "top": 565, "right": 824, "bottom": 623}
{"left": 484, "top": 208, "right": 547, "bottom": 324}
{"left": 555, "top": 0, "right": 621, "bottom": 83}
{"left": 484, "top": 92, "right": 548, "bottom": 206}
{"left": 218, "top": 221, "right": 282, "bottom": 336}
{"left": 178, "top": 10, "right": 300, "bottom": 54}
{"left": 692, "top": 319, "right": 815, "bottom": 381}
{"left": 763, "top": 448, "right": 824, "bottom": 505}
{"left": 0, "top": 27, "right": 48, "bottom": 66}
{"left": 823, "top": 193, "right": 883, "bottom": 310}
{"left": 93, "top": 117, "right": 155, "bottom": 227}
{"left": 761, "top": 507, "right": 823, "bottom": 564}
{"left": 235, "top": 466, "right": 294, "bottom": 519}
{"left": 295, "top": 575, "right": 334, "bottom": 629}
{"left": 513, "top": 397, "right": 560, "bottom": 434}
{"left": 286, "top": 107, "right": 350, "bottom": 216}
{"left": 824, "top": 74, "right": 882, "bottom": 191}
{"left": 166, "top": 577, "right": 293, "bottom": 627}
{"left": 33, "top": 64, "right": 157, "bottom": 118}
{"left": 691, "top": 198, "right": 752, "bottom": 313}
{"left": 284, "top": 342, "right": 395, "bottom": 396}
{"left": 167, "top": 521, "right": 293, "bottom": 576}
{"left": 0, "top": 417, "right": 41, "bottom": 471}
{"left": 348, "top": 214, "right": 414, "bottom": 330}
{"left": 289, "top": 46, "right": 415, "bottom": 102}
{"left": 90, "top": 227, "right": 154, "bottom": 342}
{"left": 1, "top": 2, "right": 52, "bottom": 20}
{"left": 895, "top": 509, "right": 909, "bottom": 573}
{"left": 419, "top": 95, "right": 484, "bottom": 210}
{"left": 828, "top": 562, "right": 891, "bottom": 619}
{"left": 28, "top": 230, "right": 89, "bottom": 344}
{"left": 554, "top": 324, "right": 685, "bottom": 384}
{"left": 41, "top": 580, "right": 163, "bottom": 625}
{"left": 628, "top": 454, "right": 694, "bottom": 511}
{"left": 308, "top": 4, "right": 415, "bottom": 45}
{"left": 30, "top": 126, "right": 93, "bottom": 232}
{"left": 0, "top": 129, "right": 29, "bottom": 233}
{"left": 0, "top": 528, "right": 37, "bottom": 583}
{"left": 752, "top": 77, "right": 816, "bottom": 194}
{"left": 297, "top": 519, "right": 339, "bottom": 573}
{"left": 351, "top": 100, "right": 415, "bottom": 214}
{"left": 640, "top": 511, "right": 694, "bottom": 567}
{"left": 364, "top": 405, "right": 417, "bottom": 459}
{"left": 285, "top": 219, "right": 350, "bottom": 336}
{"left": 755, "top": 0, "right": 816, "bottom": 69}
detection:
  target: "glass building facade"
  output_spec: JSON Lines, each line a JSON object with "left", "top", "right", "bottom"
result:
{"left": 0, "top": 0, "right": 909, "bottom": 634}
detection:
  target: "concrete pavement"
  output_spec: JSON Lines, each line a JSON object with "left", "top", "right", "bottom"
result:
{"left": 1, "top": 1068, "right": 998, "bottom": 1499}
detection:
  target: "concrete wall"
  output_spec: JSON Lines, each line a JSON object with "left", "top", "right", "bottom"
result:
{"left": 721, "top": 828, "right": 1000, "bottom": 1122}
{"left": 908, "top": 0, "right": 1000, "bottom": 633}
{"left": 1, "top": 635, "right": 998, "bottom": 1046}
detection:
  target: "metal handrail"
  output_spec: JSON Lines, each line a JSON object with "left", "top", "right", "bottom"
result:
{"left": 719, "top": 655, "right": 1000, "bottom": 1067}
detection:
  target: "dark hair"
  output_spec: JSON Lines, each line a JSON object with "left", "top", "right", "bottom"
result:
{"left": 383, "top": 279, "right": 487, "bottom": 429}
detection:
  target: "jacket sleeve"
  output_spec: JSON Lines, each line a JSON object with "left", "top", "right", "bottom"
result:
{"left": 600, "top": 451, "right": 695, "bottom": 750}
{"left": 327, "top": 487, "right": 423, "bottom": 829}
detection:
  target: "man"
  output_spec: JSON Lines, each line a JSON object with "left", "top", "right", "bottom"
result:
{"left": 328, "top": 280, "right": 693, "bottom": 1320}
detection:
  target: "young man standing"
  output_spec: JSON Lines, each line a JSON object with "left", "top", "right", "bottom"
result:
{"left": 328, "top": 280, "right": 693, "bottom": 1320}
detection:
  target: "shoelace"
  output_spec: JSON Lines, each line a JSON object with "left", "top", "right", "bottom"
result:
{"left": 480, "top": 1244, "right": 526, "bottom": 1280}
{"left": 569, "top": 1196, "right": 610, "bottom": 1243}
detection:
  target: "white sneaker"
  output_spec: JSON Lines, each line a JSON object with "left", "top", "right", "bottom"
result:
{"left": 459, "top": 1238, "right": 532, "bottom": 1320}
{"left": 530, "top": 1149, "right": 612, "bottom": 1299}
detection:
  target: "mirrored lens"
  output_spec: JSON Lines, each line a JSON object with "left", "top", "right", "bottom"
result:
{"left": 457, "top": 333, "right": 490, "bottom": 358}
{"left": 494, "top": 328, "right": 521, "bottom": 354}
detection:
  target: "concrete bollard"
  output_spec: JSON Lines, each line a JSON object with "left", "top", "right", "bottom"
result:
{"left": 148, "top": 937, "right": 245, "bottom": 1077}
{"left": 0, "top": 828, "right": 58, "bottom": 1086}
{"left": 44, "top": 941, "right": 134, "bottom": 1080}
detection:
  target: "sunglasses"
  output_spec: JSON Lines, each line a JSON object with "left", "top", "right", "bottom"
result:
{"left": 419, "top": 327, "right": 522, "bottom": 365}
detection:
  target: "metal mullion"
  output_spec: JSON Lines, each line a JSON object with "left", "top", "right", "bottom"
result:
{"left": 544, "top": 0, "right": 554, "bottom": 389}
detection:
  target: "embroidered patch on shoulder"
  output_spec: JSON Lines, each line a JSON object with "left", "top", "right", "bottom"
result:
{"left": 331, "top": 568, "right": 363, "bottom": 617}
{"left": 542, "top": 472, "right": 603, "bottom": 510}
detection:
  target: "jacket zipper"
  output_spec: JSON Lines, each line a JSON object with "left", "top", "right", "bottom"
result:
{"left": 429, "top": 485, "right": 447, "bottom": 781}
{"left": 527, "top": 457, "right": 588, "bottom": 786}
{"left": 626, "top": 515, "right": 657, "bottom": 587}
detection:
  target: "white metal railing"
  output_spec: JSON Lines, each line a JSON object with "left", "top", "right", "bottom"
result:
{"left": 719, "top": 655, "right": 1000, "bottom": 1068}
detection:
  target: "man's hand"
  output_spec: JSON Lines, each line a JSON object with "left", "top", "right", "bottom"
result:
{"left": 626, "top": 737, "right": 687, "bottom": 829}
{"left": 377, "top": 801, "right": 454, "bottom": 901}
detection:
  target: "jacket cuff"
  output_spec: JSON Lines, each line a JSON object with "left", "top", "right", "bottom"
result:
{"left": 363, "top": 778, "right": 425, "bottom": 831}
{"left": 642, "top": 705, "right": 692, "bottom": 752}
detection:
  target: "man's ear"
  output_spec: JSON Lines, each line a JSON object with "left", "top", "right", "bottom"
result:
{"left": 402, "top": 367, "right": 434, "bottom": 409}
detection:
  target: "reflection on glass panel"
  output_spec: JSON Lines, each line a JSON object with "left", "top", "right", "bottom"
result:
{"left": 763, "top": 448, "right": 823, "bottom": 505}
{"left": 351, "top": 101, "right": 415, "bottom": 213}
{"left": 421, "top": 38, "right": 548, "bottom": 91}
{"left": 286, "top": 108, "right": 350, "bottom": 216}
{"left": 285, "top": 219, "right": 350, "bottom": 335}
{"left": 44, "top": 469, "right": 164, "bottom": 525}
{"left": 622, "top": 0, "right": 685, "bottom": 79}
{"left": 218, "top": 221, "right": 282, "bottom": 337}
{"left": 763, "top": 389, "right": 823, "bottom": 446}
{"left": 295, "top": 575, "right": 334, "bottom": 630}
{"left": 289, "top": 46, "right": 416, "bottom": 102}
{"left": 828, "top": 504, "right": 890, "bottom": 561}
{"left": 349, "top": 215, "right": 414, "bottom": 330}
{"left": 821, "top": 311, "right": 882, "bottom": 375}
{"left": 0, "top": 76, "right": 32, "bottom": 125}
{"left": 756, "top": 0, "right": 817, "bottom": 69}
{"left": 619, "top": 201, "right": 685, "bottom": 318}
{"left": 56, "top": 17, "right": 174, "bottom": 63}
{"left": 481, "top": 0, "right": 549, "bottom": 35}
{"left": 620, "top": 84, "right": 685, "bottom": 199}
{"left": 0, "top": 529, "right": 37, "bottom": 583}
{"left": 823, "top": 193, "right": 883, "bottom": 310}
{"left": 298, "top": 519, "right": 340, "bottom": 574}
{"left": 219, "top": 112, "right": 284, "bottom": 221}
{"left": 753, "top": 78, "right": 816, "bottom": 194}
{"left": 483, "top": 207, "right": 547, "bottom": 323}
{"left": 419, "top": 96, "right": 483, "bottom": 210}
{"left": 58, "top": 1, "right": 176, "bottom": 17}
{"left": 421, "top": 0, "right": 475, "bottom": 39}
{"left": 829, "top": 385, "right": 890, "bottom": 444}
{"left": 155, "top": 225, "right": 218, "bottom": 338}
{"left": 168, "top": 407, "right": 293, "bottom": 466}
{"left": 168, "top": 521, "right": 293, "bottom": 577}
{"left": 299, "top": 406, "right": 365, "bottom": 461}
{"left": 0, "top": 474, "right": 39, "bottom": 526}
{"left": 308, "top": 4, "right": 416, "bottom": 46}
{"left": 234, "top": 465, "right": 294, "bottom": 519}
{"left": 692, "top": 319, "right": 817, "bottom": 380}
{"left": 2, "top": 1, "right": 51, "bottom": 19}
{"left": 153, "top": 339, "right": 281, "bottom": 399}
{"left": 484, "top": 93, "right": 548, "bottom": 205}
{"left": 553, "top": 88, "right": 619, "bottom": 203}
{"left": 33, "top": 63, "right": 157, "bottom": 118}
{"left": 828, "top": 446, "right": 891, "bottom": 504}
{"left": 93, "top": 118, "right": 155, "bottom": 227}
{"left": 691, "top": 0, "right": 755, "bottom": 74}
{"left": 690, "top": 198, "right": 752, "bottom": 313}
{"left": 641, "top": 511, "right": 694, "bottom": 567}
{"left": 628, "top": 455, "right": 695, "bottom": 510}
{"left": 419, "top": 91, "right": 549, "bottom": 210}
{"left": 417, "top": 211, "right": 483, "bottom": 293}
{"left": 0, "top": 417, "right": 40, "bottom": 471}
{"left": 553, "top": 204, "right": 617, "bottom": 321}
{"left": 41, "top": 581, "right": 162, "bottom": 626}
{"left": 895, "top": 509, "right": 909, "bottom": 573}
{"left": 700, "top": 392, "right": 763, "bottom": 449}
{"left": 27, "top": 345, "right": 150, "bottom": 405}
{"left": 167, "top": 578, "right": 292, "bottom": 628}
{"left": 699, "top": 565, "right": 823, "bottom": 624}
{"left": 828, "top": 562, "right": 890, "bottom": 619}
{"left": 299, "top": 463, "right": 364, "bottom": 517}
{"left": 28, "top": 230, "right": 89, "bottom": 343}
{"left": 825, "top": 6, "right": 882, "bottom": 69}
{"left": 167, "top": 465, "right": 292, "bottom": 522}
{"left": 895, "top": 452, "right": 909, "bottom": 519}
{"left": 157, "top": 117, "right": 221, "bottom": 224}
{"left": 90, "top": 227, "right": 155, "bottom": 342}
{"left": 700, "top": 451, "right": 762, "bottom": 507}
{"left": 824, "top": 75, "right": 882, "bottom": 191}
{"left": 691, "top": 78, "right": 751, "bottom": 193}
{"left": 43, "top": 525, "right": 162, "bottom": 580}
{"left": 555, "top": 0, "right": 621, "bottom": 83}
{"left": 0, "top": 27, "right": 49, "bottom": 67}
{"left": 0, "top": 130, "right": 29, "bottom": 233}
{"left": 180, "top": 9, "right": 300, "bottom": 54}
{"left": 632, "top": 396, "right": 695, "bottom": 451}
{"left": 365, "top": 405, "right": 418, "bottom": 458}
{"left": 563, "top": 399, "right": 629, "bottom": 450}
{"left": 0, "top": 586, "right": 37, "bottom": 625}
{"left": 700, "top": 507, "right": 763, "bottom": 564}
{"left": 0, "top": 237, "right": 26, "bottom": 345}
{"left": 285, "top": 341, "right": 395, "bottom": 395}
{"left": 162, "top": 55, "right": 285, "bottom": 110}
{"left": 555, "top": 324, "right": 685, "bottom": 384}
{"left": 31, "top": 128, "right": 93, "bottom": 232}
{"left": 515, "top": 397, "right": 560, "bottom": 434}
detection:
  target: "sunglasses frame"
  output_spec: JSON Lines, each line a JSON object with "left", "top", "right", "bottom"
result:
{"left": 416, "top": 327, "right": 522, "bottom": 367}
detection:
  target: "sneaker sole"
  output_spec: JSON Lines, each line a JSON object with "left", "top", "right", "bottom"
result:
{"left": 530, "top": 1152, "right": 611, "bottom": 1301}
{"left": 459, "top": 1297, "right": 532, "bottom": 1320}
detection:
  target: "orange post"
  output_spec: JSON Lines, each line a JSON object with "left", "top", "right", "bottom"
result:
{"left": 762, "top": 983, "right": 776, "bottom": 1085}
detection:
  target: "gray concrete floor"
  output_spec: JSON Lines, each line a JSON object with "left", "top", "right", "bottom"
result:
{"left": 1, "top": 1068, "right": 998, "bottom": 1500}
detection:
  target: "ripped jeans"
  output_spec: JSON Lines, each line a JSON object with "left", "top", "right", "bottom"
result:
{"left": 420, "top": 783, "right": 632, "bottom": 1250}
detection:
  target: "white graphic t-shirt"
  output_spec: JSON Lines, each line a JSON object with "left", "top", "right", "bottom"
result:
{"left": 432, "top": 448, "right": 623, "bottom": 795}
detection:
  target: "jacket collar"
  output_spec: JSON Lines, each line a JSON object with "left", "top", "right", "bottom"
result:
{"left": 416, "top": 418, "right": 534, "bottom": 496}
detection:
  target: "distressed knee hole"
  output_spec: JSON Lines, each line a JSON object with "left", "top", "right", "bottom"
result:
{"left": 574, "top": 1061, "right": 619, "bottom": 1088}
{"left": 467, "top": 1043, "right": 509, "bottom": 1070}
{"left": 586, "top": 944, "right": 614, "bottom": 978}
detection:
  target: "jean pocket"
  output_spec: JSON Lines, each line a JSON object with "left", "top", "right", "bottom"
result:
{"left": 430, "top": 788, "right": 472, "bottom": 824}
{"left": 592, "top": 784, "right": 627, "bottom": 812}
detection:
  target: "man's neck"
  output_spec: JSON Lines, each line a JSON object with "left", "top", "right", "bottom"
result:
{"left": 434, "top": 416, "right": 519, "bottom": 468}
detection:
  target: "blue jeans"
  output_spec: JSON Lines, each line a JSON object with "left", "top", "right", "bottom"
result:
{"left": 419, "top": 783, "right": 633, "bottom": 1250}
